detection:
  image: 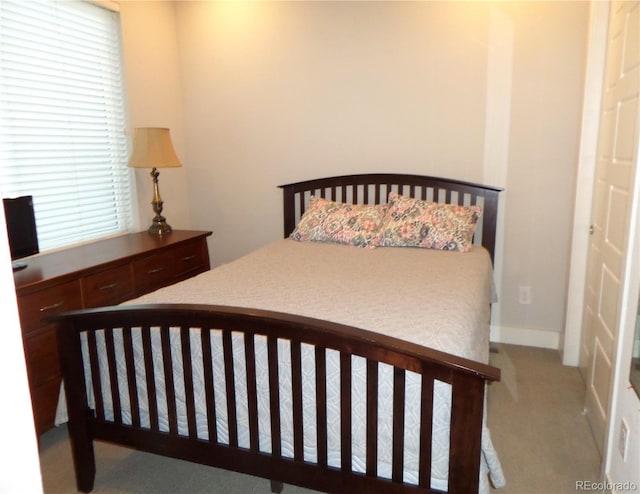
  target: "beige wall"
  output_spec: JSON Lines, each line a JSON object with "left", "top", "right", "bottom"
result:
{"left": 497, "top": 2, "right": 589, "bottom": 336}
{"left": 120, "top": 1, "right": 589, "bottom": 343}
{"left": 175, "top": 1, "right": 491, "bottom": 260}
{"left": 120, "top": 0, "right": 191, "bottom": 232}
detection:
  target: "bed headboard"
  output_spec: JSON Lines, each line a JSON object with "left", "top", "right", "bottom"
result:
{"left": 279, "top": 173, "right": 502, "bottom": 263}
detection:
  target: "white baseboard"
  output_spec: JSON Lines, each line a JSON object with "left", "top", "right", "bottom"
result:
{"left": 490, "top": 325, "right": 561, "bottom": 350}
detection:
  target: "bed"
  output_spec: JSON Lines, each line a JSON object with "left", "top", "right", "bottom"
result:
{"left": 54, "top": 173, "right": 504, "bottom": 494}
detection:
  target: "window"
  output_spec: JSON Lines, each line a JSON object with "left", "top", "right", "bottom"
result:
{"left": 0, "top": 0, "right": 132, "bottom": 252}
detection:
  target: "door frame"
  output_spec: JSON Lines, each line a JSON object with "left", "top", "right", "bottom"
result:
{"left": 563, "top": 1, "right": 610, "bottom": 367}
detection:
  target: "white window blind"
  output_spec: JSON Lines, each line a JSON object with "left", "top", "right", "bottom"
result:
{"left": 0, "top": 0, "right": 132, "bottom": 252}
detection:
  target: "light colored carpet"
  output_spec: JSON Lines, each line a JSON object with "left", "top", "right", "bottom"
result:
{"left": 486, "top": 344, "right": 602, "bottom": 493}
{"left": 38, "top": 343, "right": 601, "bottom": 493}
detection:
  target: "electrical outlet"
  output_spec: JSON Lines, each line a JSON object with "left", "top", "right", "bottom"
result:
{"left": 619, "top": 419, "right": 629, "bottom": 461}
{"left": 518, "top": 286, "right": 532, "bottom": 305}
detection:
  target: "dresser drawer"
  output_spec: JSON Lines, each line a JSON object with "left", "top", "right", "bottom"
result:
{"left": 17, "top": 280, "right": 83, "bottom": 334}
{"left": 30, "top": 377, "right": 62, "bottom": 434}
{"left": 133, "top": 250, "right": 176, "bottom": 294}
{"left": 173, "top": 241, "right": 207, "bottom": 278}
{"left": 82, "top": 263, "right": 135, "bottom": 308}
{"left": 23, "top": 325, "right": 60, "bottom": 388}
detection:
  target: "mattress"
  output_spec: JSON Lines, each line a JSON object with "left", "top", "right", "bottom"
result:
{"left": 56, "top": 239, "right": 505, "bottom": 491}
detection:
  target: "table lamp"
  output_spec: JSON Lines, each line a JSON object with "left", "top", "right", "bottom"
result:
{"left": 128, "top": 127, "right": 183, "bottom": 236}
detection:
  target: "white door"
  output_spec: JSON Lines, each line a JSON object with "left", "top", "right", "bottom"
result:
{"left": 580, "top": 1, "right": 640, "bottom": 455}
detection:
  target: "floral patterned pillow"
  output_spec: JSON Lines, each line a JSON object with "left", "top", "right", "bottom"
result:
{"left": 290, "top": 196, "right": 387, "bottom": 248}
{"left": 376, "top": 192, "right": 482, "bottom": 252}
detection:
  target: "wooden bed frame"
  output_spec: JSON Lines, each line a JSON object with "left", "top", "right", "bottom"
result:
{"left": 55, "top": 173, "right": 502, "bottom": 494}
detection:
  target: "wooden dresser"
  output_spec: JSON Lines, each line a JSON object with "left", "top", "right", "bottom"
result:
{"left": 13, "top": 230, "right": 212, "bottom": 435}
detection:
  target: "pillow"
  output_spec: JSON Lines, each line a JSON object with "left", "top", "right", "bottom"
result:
{"left": 376, "top": 192, "right": 481, "bottom": 252}
{"left": 290, "top": 196, "right": 387, "bottom": 248}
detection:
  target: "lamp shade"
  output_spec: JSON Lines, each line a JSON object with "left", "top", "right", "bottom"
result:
{"left": 128, "top": 127, "right": 183, "bottom": 169}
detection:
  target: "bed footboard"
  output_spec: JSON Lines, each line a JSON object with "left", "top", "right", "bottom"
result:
{"left": 55, "top": 304, "right": 499, "bottom": 494}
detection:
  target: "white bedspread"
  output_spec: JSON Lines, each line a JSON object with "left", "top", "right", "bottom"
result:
{"left": 134, "top": 239, "right": 494, "bottom": 362}
{"left": 57, "top": 239, "right": 505, "bottom": 492}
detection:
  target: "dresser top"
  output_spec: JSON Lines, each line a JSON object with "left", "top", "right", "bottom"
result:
{"left": 13, "top": 230, "right": 212, "bottom": 293}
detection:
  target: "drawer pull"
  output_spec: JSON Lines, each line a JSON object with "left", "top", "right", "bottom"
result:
{"left": 181, "top": 255, "right": 196, "bottom": 262}
{"left": 146, "top": 267, "right": 165, "bottom": 274}
{"left": 39, "top": 301, "right": 64, "bottom": 313}
{"left": 98, "top": 283, "right": 118, "bottom": 291}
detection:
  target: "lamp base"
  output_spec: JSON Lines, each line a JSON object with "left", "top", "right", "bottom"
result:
{"left": 148, "top": 193, "right": 172, "bottom": 236}
{"left": 148, "top": 215, "right": 172, "bottom": 236}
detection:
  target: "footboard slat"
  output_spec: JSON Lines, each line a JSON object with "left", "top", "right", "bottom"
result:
{"left": 244, "top": 333, "right": 260, "bottom": 452}
{"left": 340, "top": 352, "right": 352, "bottom": 473}
{"left": 104, "top": 328, "right": 122, "bottom": 425}
{"left": 200, "top": 329, "right": 217, "bottom": 442}
{"left": 392, "top": 367, "right": 406, "bottom": 483}
{"left": 56, "top": 304, "right": 500, "bottom": 494}
{"left": 315, "top": 347, "right": 328, "bottom": 468}
{"left": 180, "top": 329, "right": 197, "bottom": 439}
{"left": 122, "top": 327, "right": 141, "bottom": 428}
{"left": 291, "top": 340, "right": 304, "bottom": 462}
{"left": 222, "top": 330, "right": 238, "bottom": 448}
{"left": 141, "top": 326, "right": 159, "bottom": 432}
{"left": 267, "top": 335, "right": 282, "bottom": 457}
{"left": 160, "top": 326, "right": 178, "bottom": 435}
{"left": 87, "top": 331, "right": 104, "bottom": 421}
{"left": 419, "top": 375, "right": 434, "bottom": 489}
{"left": 366, "top": 359, "right": 378, "bottom": 477}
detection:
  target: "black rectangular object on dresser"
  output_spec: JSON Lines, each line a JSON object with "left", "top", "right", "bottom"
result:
{"left": 3, "top": 195, "right": 39, "bottom": 261}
